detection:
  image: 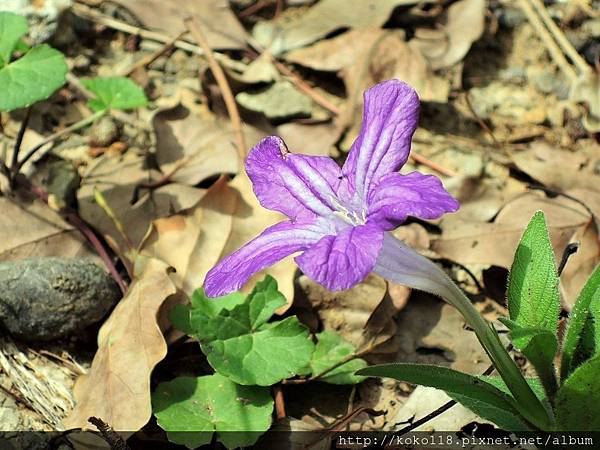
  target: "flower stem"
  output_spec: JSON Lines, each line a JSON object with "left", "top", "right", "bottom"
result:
{"left": 373, "top": 233, "right": 554, "bottom": 431}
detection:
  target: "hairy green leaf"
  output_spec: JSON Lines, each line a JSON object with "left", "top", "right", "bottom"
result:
{"left": 507, "top": 211, "right": 560, "bottom": 333}
{"left": 0, "top": 12, "right": 28, "bottom": 66}
{"left": 357, "top": 363, "right": 522, "bottom": 428}
{"left": 81, "top": 76, "right": 148, "bottom": 111}
{"left": 561, "top": 264, "right": 600, "bottom": 380}
{"left": 500, "top": 318, "right": 558, "bottom": 398}
{"left": 472, "top": 376, "right": 546, "bottom": 430}
{"left": 556, "top": 354, "right": 600, "bottom": 431}
{"left": 0, "top": 44, "right": 67, "bottom": 111}
{"left": 310, "top": 330, "right": 367, "bottom": 384}
{"left": 152, "top": 374, "right": 273, "bottom": 449}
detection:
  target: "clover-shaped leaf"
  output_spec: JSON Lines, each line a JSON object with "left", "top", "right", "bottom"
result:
{"left": 81, "top": 76, "right": 148, "bottom": 112}
{"left": 0, "top": 12, "right": 27, "bottom": 66}
{"left": 0, "top": 44, "right": 67, "bottom": 111}
{"left": 152, "top": 374, "right": 273, "bottom": 449}
{"left": 170, "top": 288, "right": 244, "bottom": 335}
{"left": 309, "top": 330, "right": 367, "bottom": 384}
{"left": 191, "top": 276, "right": 315, "bottom": 385}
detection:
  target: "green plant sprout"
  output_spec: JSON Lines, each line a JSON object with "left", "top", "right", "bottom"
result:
{"left": 359, "top": 211, "right": 600, "bottom": 432}
{"left": 0, "top": 11, "right": 147, "bottom": 186}
{"left": 153, "top": 276, "right": 368, "bottom": 449}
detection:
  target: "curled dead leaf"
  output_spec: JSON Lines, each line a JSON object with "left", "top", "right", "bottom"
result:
{"left": 109, "top": 0, "right": 248, "bottom": 50}
{"left": 64, "top": 256, "right": 177, "bottom": 431}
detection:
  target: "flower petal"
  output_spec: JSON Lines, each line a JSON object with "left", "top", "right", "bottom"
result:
{"left": 246, "top": 136, "right": 343, "bottom": 220}
{"left": 342, "top": 80, "right": 419, "bottom": 199}
{"left": 367, "top": 171, "right": 459, "bottom": 229}
{"left": 204, "top": 219, "right": 330, "bottom": 297}
{"left": 373, "top": 232, "right": 460, "bottom": 299}
{"left": 295, "top": 223, "right": 384, "bottom": 291}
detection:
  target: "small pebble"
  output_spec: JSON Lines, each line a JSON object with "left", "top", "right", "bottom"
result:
{"left": 89, "top": 115, "right": 119, "bottom": 147}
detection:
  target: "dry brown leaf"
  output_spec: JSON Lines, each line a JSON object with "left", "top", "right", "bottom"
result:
{"left": 511, "top": 142, "right": 600, "bottom": 191}
{"left": 411, "top": 0, "right": 486, "bottom": 70}
{"left": 299, "top": 273, "right": 399, "bottom": 352}
{"left": 77, "top": 153, "right": 206, "bottom": 251}
{"left": 285, "top": 28, "right": 449, "bottom": 104}
{"left": 392, "top": 386, "right": 490, "bottom": 431}
{"left": 0, "top": 196, "right": 95, "bottom": 261}
{"left": 253, "top": 0, "right": 420, "bottom": 55}
{"left": 570, "top": 72, "right": 600, "bottom": 132}
{"left": 386, "top": 296, "right": 489, "bottom": 373}
{"left": 558, "top": 188, "right": 600, "bottom": 308}
{"left": 153, "top": 105, "right": 243, "bottom": 185}
{"left": 434, "top": 191, "right": 599, "bottom": 307}
{"left": 63, "top": 256, "right": 177, "bottom": 431}
{"left": 110, "top": 0, "right": 248, "bottom": 49}
{"left": 277, "top": 122, "right": 340, "bottom": 157}
{"left": 433, "top": 192, "right": 589, "bottom": 268}
{"left": 140, "top": 174, "right": 297, "bottom": 307}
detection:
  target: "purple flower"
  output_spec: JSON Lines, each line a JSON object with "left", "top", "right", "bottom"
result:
{"left": 204, "top": 80, "right": 459, "bottom": 297}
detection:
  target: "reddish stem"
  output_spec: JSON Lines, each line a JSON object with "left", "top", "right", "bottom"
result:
{"left": 17, "top": 176, "right": 127, "bottom": 294}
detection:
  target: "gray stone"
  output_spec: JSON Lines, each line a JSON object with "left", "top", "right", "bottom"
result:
{"left": 0, "top": 258, "right": 120, "bottom": 341}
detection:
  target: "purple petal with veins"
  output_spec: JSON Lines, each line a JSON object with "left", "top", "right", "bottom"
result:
{"left": 368, "top": 171, "right": 460, "bottom": 230}
{"left": 204, "top": 80, "right": 459, "bottom": 296}
{"left": 204, "top": 219, "right": 331, "bottom": 297}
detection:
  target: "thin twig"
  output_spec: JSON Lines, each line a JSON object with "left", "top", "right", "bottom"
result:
{"left": 371, "top": 363, "right": 498, "bottom": 444}
{"left": 10, "top": 106, "right": 32, "bottom": 185}
{"left": 409, "top": 152, "right": 457, "bottom": 177}
{"left": 185, "top": 17, "right": 246, "bottom": 159}
{"left": 464, "top": 91, "right": 500, "bottom": 146}
{"left": 88, "top": 417, "right": 131, "bottom": 450}
{"left": 238, "top": 0, "right": 275, "bottom": 18}
{"left": 271, "top": 59, "right": 341, "bottom": 115}
{"left": 518, "top": 0, "right": 578, "bottom": 83}
{"left": 17, "top": 110, "right": 106, "bottom": 172}
{"left": 273, "top": 384, "right": 286, "bottom": 419}
{"left": 558, "top": 242, "right": 579, "bottom": 276}
{"left": 14, "top": 175, "right": 127, "bottom": 294}
{"left": 529, "top": 0, "right": 590, "bottom": 75}
{"left": 66, "top": 71, "right": 96, "bottom": 99}
{"left": 72, "top": 3, "right": 217, "bottom": 60}
{"left": 0, "top": 156, "right": 9, "bottom": 178}
{"left": 118, "top": 31, "right": 186, "bottom": 77}
{"left": 242, "top": 40, "right": 341, "bottom": 115}
{"left": 284, "top": 339, "right": 380, "bottom": 385}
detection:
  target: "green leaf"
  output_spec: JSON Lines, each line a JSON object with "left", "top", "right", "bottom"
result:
{"left": 500, "top": 318, "right": 558, "bottom": 398}
{"left": 191, "top": 288, "right": 245, "bottom": 319}
{"left": 310, "top": 330, "right": 367, "bottom": 384}
{"left": 13, "top": 39, "right": 30, "bottom": 54}
{"left": 357, "top": 364, "right": 523, "bottom": 429}
{"left": 0, "top": 12, "right": 28, "bottom": 66}
{"left": 81, "top": 76, "right": 148, "bottom": 111}
{"left": 507, "top": 211, "right": 560, "bottom": 333}
{"left": 561, "top": 264, "right": 600, "bottom": 380}
{"left": 470, "top": 376, "right": 546, "bottom": 431}
{"left": 169, "top": 304, "right": 193, "bottom": 335}
{"left": 0, "top": 44, "right": 67, "bottom": 111}
{"left": 555, "top": 354, "right": 600, "bottom": 431}
{"left": 192, "top": 276, "right": 315, "bottom": 385}
{"left": 202, "top": 316, "right": 314, "bottom": 385}
{"left": 152, "top": 374, "right": 273, "bottom": 449}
